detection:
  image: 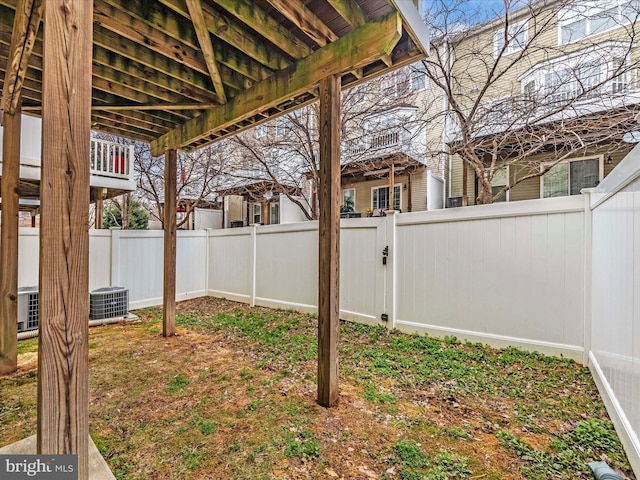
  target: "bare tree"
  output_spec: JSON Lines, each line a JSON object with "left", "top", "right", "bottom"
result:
{"left": 226, "top": 71, "right": 430, "bottom": 219}
{"left": 133, "top": 141, "right": 225, "bottom": 228}
{"left": 421, "top": 0, "right": 640, "bottom": 204}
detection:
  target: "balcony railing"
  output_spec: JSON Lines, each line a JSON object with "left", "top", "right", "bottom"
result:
{"left": 90, "top": 138, "right": 134, "bottom": 180}
{"left": 343, "top": 127, "right": 408, "bottom": 161}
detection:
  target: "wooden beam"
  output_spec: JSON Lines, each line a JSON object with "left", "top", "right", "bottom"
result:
{"left": 212, "top": 0, "right": 312, "bottom": 59}
{"left": 93, "top": 103, "right": 218, "bottom": 111}
{"left": 328, "top": 0, "right": 366, "bottom": 28}
{"left": 264, "top": 0, "right": 338, "bottom": 47}
{"left": 38, "top": 1, "right": 92, "bottom": 478}
{"left": 1, "top": 0, "right": 42, "bottom": 114}
{"left": 93, "top": 16, "right": 270, "bottom": 84}
{"left": 163, "top": 149, "right": 177, "bottom": 337}
{"left": 151, "top": 13, "right": 402, "bottom": 156}
{"left": 185, "top": 0, "right": 227, "bottom": 103}
{"left": 156, "top": 0, "right": 290, "bottom": 70}
{"left": 317, "top": 75, "right": 341, "bottom": 408}
{"left": 0, "top": 109, "right": 20, "bottom": 375}
{"left": 95, "top": 199, "right": 104, "bottom": 229}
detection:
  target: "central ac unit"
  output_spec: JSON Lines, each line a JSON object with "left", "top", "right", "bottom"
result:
{"left": 17, "top": 286, "right": 39, "bottom": 333}
{"left": 89, "top": 287, "right": 129, "bottom": 320}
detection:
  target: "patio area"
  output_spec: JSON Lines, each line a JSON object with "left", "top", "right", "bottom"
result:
{"left": 0, "top": 297, "right": 634, "bottom": 479}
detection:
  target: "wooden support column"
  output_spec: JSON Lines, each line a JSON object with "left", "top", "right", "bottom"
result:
{"left": 38, "top": 1, "right": 92, "bottom": 478}
{"left": 317, "top": 75, "right": 340, "bottom": 407}
{"left": 163, "top": 148, "right": 177, "bottom": 337}
{"left": 0, "top": 109, "right": 21, "bottom": 375}
{"left": 95, "top": 199, "right": 103, "bottom": 229}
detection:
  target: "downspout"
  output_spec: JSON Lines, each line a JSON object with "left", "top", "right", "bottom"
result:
{"left": 443, "top": 40, "right": 453, "bottom": 207}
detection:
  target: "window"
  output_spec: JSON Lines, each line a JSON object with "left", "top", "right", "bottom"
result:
{"left": 559, "top": 1, "right": 639, "bottom": 45}
{"left": 523, "top": 79, "right": 536, "bottom": 100}
{"left": 253, "top": 204, "right": 262, "bottom": 224}
{"left": 410, "top": 68, "right": 426, "bottom": 91}
{"left": 491, "top": 167, "right": 508, "bottom": 202}
{"left": 541, "top": 157, "right": 602, "bottom": 198}
{"left": 493, "top": 20, "right": 528, "bottom": 57}
{"left": 342, "top": 188, "right": 355, "bottom": 211}
{"left": 275, "top": 117, "right": 292, "bottom": 137}
{"left": 519, "top": 46, "right": 630, "bottom": 106}
{"left": 381, "top": 71, "right": 409, "bottom": 97}
{"left": 372, "top": 184, "right": 401, "bottom": 211}
{"left": 611, "top": 56, "right": 628, "bottom": 93}
{"left": 256, "top": 124, "right": 267, "bottom": 138}
{"left": 270, "top": 203, "right": 280, "bottom": 225}
{"left": 543, "top": 60, "right": 601, "bottom": 106}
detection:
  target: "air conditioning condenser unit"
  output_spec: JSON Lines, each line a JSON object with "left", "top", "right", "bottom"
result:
{"left": 89, "top": 287, "right": 129, "bottom": 320}
{"left": 17, "top": 286, "right": 39, "bottom": 333}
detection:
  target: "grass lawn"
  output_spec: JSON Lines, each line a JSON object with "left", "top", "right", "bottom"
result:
{"left": 0, "top": 297, "right": 635, "bottom": 480}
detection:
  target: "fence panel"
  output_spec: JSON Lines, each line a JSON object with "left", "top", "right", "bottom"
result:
{"left": 590, "top": 144, "right": 640, "bottom": 474}
{"left": 17, "top": 228, "right": 39, "bottom": 287}
{"left": 340, "top": 218, "right": 386, "bottom": 325}
{"left": 89, "top": 230, "right": 112, "bottom": 291}
{"left": 394, "top": 197, "right": 586, "bottom": 360}
{"left": 207, "top": 228, "right": 252, "bottom": 303}
{"left": 254, "top": 223, "right": 318, "bottom": 311}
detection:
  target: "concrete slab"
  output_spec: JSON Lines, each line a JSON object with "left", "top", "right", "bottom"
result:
{"left": 0, "top": 435, "right": 115, "bottom": 480}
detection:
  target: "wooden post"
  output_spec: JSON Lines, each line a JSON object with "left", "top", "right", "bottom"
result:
{"left": 317, "top": 75, "right": 340, "bottom": 407}
{"left": 0, "top": 109, "right": 21, "bottom": 375}
{"left": 95, "top": 199, "right": 103, "bottom": 229}
{"left": 163, "top": 148, "right": 177, "bottom": 337}
{"left": 38, "top": 1, "right": 92, "bottom": 478}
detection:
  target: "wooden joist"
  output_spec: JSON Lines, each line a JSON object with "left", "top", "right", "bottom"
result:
{"left": 185, "top": 0, "right": 226, "bottom": 104}
{"left": 157, "top": 0, "right": 290, "bottom": 71}
{"left": 0, "top": 0, "right": 41, "bottom": 114}
{"left": 212, "top": 0, "right": 312, "bottom": 59}
{"left": 265, "top": 0, "right": 338, "bottom": 47}
{"left": 150, "top": 12, "right": 402, "bottom": 156}
{"left": 328, "top": 0, "right": 366, "bottom": 28}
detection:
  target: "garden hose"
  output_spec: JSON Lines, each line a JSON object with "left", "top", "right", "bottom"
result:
{"left": 588, "top": 461, "right": 625, "bottom": 480}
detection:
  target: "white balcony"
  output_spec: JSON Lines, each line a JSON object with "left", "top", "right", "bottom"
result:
{"left": 342, "top": 127, "right": 412, "bottom": 163}
{"left": 90, "top": 138, "right": 134, "bottom": 183}
{"left": 0, "top": 115, "right": 136, "bottom": 195}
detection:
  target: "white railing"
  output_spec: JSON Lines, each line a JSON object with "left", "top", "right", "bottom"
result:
{"left": 90, "top": 138, "right": 134, "bottom": 180}
{"left": 343, "top": 127, "right": 407, "bottom": 160}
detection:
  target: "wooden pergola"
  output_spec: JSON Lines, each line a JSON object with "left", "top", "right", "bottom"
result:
{"left": 0, "top": 0, "right": 428, "bottom": 477}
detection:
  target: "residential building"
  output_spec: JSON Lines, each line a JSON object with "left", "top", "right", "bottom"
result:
{"left": 217, "top": 180, "right": 307, "bottom": 228}
{"left": 427, "top": 0, "right": 640, "bottom": 206}
{"left": 229, "top": 61, "right": 444, "bottom": 220}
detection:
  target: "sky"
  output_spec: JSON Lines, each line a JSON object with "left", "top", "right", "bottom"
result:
{"left": 421, "top": 0, "right": 528, "bottom": 29}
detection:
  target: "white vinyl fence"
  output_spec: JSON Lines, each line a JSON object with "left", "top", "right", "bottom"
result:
{"left": 589, "top": 144, "right": 640, "bottom": 474}
{"left": 17, "top": 229, "right": 207, "bottom": 310}
{"left": 11, "top": 149, "right": 640, "bottom": 474}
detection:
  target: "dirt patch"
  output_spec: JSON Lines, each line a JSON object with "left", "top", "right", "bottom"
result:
{"left": 0, "top": 297, "right": 634, "bottom": 480}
